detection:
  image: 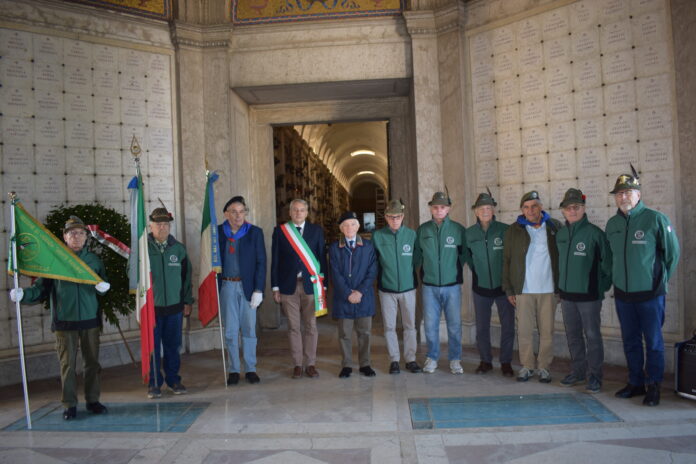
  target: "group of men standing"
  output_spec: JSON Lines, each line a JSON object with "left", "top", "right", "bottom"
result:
{"left": 8, "top": 168, "right": 680, "bottom": 421}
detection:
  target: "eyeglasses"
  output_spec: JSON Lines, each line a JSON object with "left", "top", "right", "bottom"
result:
{"left": 615, "top": 190, "right": 636, "bottom": 198}
{"left": 66, "top": 230, "right": 87, "bottom": 237}
{"left": 385, "top": 215, "right": 403, "bottom": 220}
{"left": 563, "top": 204, "right": 584, "bottom": 211}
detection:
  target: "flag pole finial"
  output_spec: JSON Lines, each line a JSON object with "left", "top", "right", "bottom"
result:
{"left": 130, "top": 136, "right": 142, "bottom": 161}
{"left": 8, "top": 191, "right": 17, "bottom": 203}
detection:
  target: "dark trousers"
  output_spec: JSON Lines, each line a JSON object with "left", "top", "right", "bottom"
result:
{"left": 150, "top": 312, "right": 184, "bottom": 388}
{"left": 561, "top": 299, "right": 604, "bottom": 380}
{"left": 472, "top": 292, "right": 515, "bottom": 364}
{"left": 338, "top": 317, "right": 372, "bottom": 368}
{"left": 615, "top": 295, "right": 665, "bottom": 385}
{"left": 55, "top": 327, "right": 101, "bottom": 408}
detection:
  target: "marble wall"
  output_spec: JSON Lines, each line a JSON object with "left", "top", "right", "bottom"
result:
{"left": 0, "top": 0, "right": 178, "bottom": 385}
{"left": 453, "top": 0, "right": 690, "bottom": 366}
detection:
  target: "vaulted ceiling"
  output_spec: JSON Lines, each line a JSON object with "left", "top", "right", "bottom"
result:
{"left": 293, "top": 121, "right": 388, "bottom": 194}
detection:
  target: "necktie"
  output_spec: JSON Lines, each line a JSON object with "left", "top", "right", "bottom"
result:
{"left": 349, "top": 240, "right": 354, "bottom": 249}
{"left": 297, "top": 226, "right": 302, "bottom": 235}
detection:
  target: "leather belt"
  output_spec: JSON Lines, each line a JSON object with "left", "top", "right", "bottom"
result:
{"left": 222, "top": 277, "right": 242, "bottom": 282}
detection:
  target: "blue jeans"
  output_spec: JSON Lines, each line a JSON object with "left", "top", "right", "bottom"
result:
{"left": 220, "top": 281, "right": 257, "bottom": 373}
{"left": 615, "top": 295, "right": 665, "bottom": 385}
{"left": 150, "top": 311, "right": 183, "bottom": 388}
{"left": 422, "top": 284, "right": 462, "bottom": 361}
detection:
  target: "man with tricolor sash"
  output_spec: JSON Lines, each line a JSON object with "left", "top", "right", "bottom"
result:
{"left": 10, "top": 214, "right": 111, "bottom": 421}
{"left": 218, "top": 196, "right": 266, "bottom": 386}
{"left": 271, "top": 199, "right": 327, "bottom": 379}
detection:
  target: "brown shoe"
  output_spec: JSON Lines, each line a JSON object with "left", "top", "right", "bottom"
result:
{"left": 501, "top": 362, "right": 514, "bottom": 377}
{"left": 475, "top": 361, "right": 493, "bottom": 374}
{"left": 292, "top": 366, "right": 302, "bottom": 379}
{"left": 305, "top": 365, "right": 319, "bottom": 378}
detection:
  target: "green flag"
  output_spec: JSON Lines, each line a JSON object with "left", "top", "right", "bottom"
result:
{"left": 8, "top": 201, "right": 102, "bottom": 284}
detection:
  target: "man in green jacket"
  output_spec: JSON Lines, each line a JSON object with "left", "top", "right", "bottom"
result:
{"left": 10, "top": 216, "right": 110, "bottom": 420}
{"left": 414, "top": 191, "right": 466, "bottom": 375}
{"left": 606, "top": 172, "right": 679, "bottom": 406}
{"left": 373, "top": 199, "right": 421, "bottom": 374}
{"left": 556, "top": 189, "right": 612, "bottom": 393}
{"left": 147, "top": 206, "right": 193, "bottom": 399}
{"left": 502, "top": 191, "right": 561, "bottom": 383}
{"left": 464, "top": 191, "right": 515, "bottom": 377}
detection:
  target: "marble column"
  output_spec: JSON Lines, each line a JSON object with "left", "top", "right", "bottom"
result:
{"left": 404, "top": 11, "right": 445, "bottom": 223}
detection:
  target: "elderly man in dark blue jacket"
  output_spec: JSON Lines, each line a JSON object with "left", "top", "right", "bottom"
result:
{"left": 218, "top": 196, "right": 266, "bottom": 386}
{"left": 329, "top": 211, "right": 378, "bottom": 378}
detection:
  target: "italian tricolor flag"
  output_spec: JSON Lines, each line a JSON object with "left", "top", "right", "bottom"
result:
{"left": 127, "top": 172, "right": 156, "bottom": 383}
{"left": 198, "top": 171, "right": 222, "bottom": 327}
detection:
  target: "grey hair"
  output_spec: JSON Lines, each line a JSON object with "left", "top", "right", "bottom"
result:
{"left": 289, "top": 199, "right": 309, "bottom": 209}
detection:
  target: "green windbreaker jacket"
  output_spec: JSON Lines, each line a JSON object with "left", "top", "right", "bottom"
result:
{"left": 605, "top": 201, "right": 679, "bottom": 302}
{"left": 414, "top": 217, "right": 466, "bottom": 287}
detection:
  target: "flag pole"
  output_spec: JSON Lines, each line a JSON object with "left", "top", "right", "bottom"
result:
{"left": 8, "top": 192, "right": 32, "bottom": 430}
{"left": 216, "top": 282, "right": 227, "bottom": 387}
{"left": 206, "top": 168, "right": 227, "bottom": 387}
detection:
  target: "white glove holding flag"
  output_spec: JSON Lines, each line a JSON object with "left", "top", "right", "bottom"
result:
{"left": 95, "top": 282, "right": 111, "bottom": 293}
{"left": 9, "top": 288, "right": 24, "bottom": 302}
{"left": 250, "top": 291, "right": 263, "bottom": 309}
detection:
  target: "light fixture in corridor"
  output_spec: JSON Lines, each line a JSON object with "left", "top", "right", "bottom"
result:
{"left": 350, "top": 150, "right": 375, "bottom": 157}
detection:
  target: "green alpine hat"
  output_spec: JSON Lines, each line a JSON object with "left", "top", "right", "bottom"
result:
{"left": 519, "top": 190, "right": 540, "bottom": 208}
{"left": 428, "top": 191, "right": 451, "bottom": 206}
{"left": 472, "top": 189, "right": 497, "bottom": 209}
{"left": 63, "top": 215, "right": 87, "bottom": 232}
{"left": 560, "top": 188, "right": 586, "bottom": 208}
{"left": 149, "top": 207, "right": 173, "bottom": 223}
{"left": 610, "top": 173, "right": 641, "bottom": 194}
{"left": 385, "top": 199, "right": 406, "bottom": 215}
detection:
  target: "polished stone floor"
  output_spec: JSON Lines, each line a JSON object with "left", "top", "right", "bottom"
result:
{"left": 1, "top": 319, "right": 696, "bottom": 463}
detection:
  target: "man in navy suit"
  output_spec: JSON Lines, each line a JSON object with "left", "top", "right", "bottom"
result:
{"left": 271, "top": 199, "right": 327, "bottom": 379}
{"left": 218, "top": 196, "right": 266, "bottom": 386}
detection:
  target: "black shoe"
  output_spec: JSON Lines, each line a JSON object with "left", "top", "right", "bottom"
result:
{"left": 246, "top": 372, "right": 260, "bottom": 384}
{"left": 86, "top": 402, "right": 108, "bottom": 414}
{"left": 405, "top": 361, "right": 422, "bottom": 373}
{"left": 63, "top": 407, "right": 76, "bottom": 420}
{"left": 359, "top": 365, "right": 376, "bottom": 377}
{"left": 389, "top": 361, "right": 400, "bottom": 374}
{"left": 643, "top": 383, "right": 660, "bottom": 406}
{"left": 339, "top": 367, "right": 352, "bottom": 378}
{"left": 475, "top": 361, "right": 493, "bottom": 374}
{"left": 227, "top": 373, "right": 240, "bottom": 385}
{"left": 147, "top": 386, "right": 162, "bottom": 399}
{"left": 615, "top": 383, "right": 646, "bottom": 398}
{"left": 170, "top": 383, "right": 187, "bottom": 395}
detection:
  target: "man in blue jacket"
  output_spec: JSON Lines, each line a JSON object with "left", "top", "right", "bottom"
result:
{"left": 218, "top": 196, "right": 266, "bottom": 386}
{"left": 329, "top": 211, "right": 378, "bottom": 378}
{"left": 271, "top": 199, "right": 327, "bottom": 379}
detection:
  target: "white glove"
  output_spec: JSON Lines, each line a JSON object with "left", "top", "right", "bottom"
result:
{"left": 250, "top": 291, "right": 263, "bottom": 309}
{"left": 95, "top": 282, "right": 111, "bottom": 293}
{"left": 9, "top": 288, "right": 24, "bottom": 302}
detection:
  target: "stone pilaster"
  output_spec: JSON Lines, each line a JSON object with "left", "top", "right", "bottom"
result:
{"left": 404, "top": 11, "right": 445, "bottom": 223}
